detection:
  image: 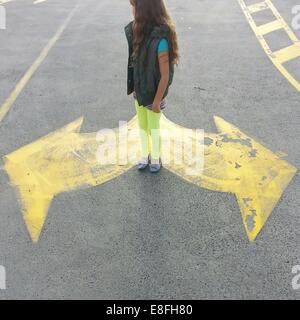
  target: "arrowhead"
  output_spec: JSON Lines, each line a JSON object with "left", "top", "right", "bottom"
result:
{"left": 162, "top": 115, "right": 297, "bottom": 241}
{"left": 3, "top": 117, "right": 84, "bottom": 242}
{"left": 2, "top": 116, "right": 140, "bottom": 242}
{"left": 213, "top": 116, "right": 297, "bottom": 241}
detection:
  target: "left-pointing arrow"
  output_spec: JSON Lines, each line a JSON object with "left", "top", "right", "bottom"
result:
{"left": 3, "top": 116, "right": 140, "bottom": 242}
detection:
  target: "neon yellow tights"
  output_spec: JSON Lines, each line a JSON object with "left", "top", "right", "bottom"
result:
{"left": 135, "top": 99, "right": 161, "bottom": 160}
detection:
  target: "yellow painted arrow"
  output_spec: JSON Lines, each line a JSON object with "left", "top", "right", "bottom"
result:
{"left": 161, "top": 116, "right": 297, "bottom": 241}
{"left": 3, "top": 116, "right": 140, "bottom": 242}
{"left": 0, "top": 0, "right": 49, "bottom": 4}
{"left": 3, "top": 115, "right": 297, "bottom": 242}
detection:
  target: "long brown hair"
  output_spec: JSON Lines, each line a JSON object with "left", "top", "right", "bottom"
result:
{"left": 129, "top": 0, "right": 179, "bottom": 65}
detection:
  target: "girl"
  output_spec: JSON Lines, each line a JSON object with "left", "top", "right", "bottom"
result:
{"left": 125, "top": 0, "right": 179, "bottom": 173}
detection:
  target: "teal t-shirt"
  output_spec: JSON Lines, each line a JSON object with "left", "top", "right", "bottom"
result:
{"left": 157, "top": 38, "right": 169, "bottom": 54}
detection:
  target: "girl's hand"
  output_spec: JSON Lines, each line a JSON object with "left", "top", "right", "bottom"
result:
{"left": 152, "top": 101, "right": 161, "bottom": 113}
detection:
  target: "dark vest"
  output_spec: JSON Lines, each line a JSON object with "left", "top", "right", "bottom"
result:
{"left": 124, "top": 21, "right": 174, "bottom": 107}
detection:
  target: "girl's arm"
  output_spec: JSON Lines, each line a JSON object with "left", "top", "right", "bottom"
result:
{"left": 152, "top": 51, "right": 170, "bottom": 113}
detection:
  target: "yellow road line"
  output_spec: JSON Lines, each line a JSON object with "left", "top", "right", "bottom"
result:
{"left": 0, "top": 3, "right": 79, "bottom": 123}
{"left": 0, "top": 0, "right": 49, "bottom": 4}
{"left": 238, "top": 0, "right": 300, "bottom": 92}
{"left": 0, "top": 0, "right": 14, "bottom": 4}
{"left": 34, "top": 0, "right": 48, "bottom": 4}
{"left": 256, "top": 19, "right": 282, "bottom": 35}
{"left": 247, "top": 2, "right": 268, "bottom": 14}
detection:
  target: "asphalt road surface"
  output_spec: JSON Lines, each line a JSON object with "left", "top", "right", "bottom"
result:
{"left": 0, "top": 0, "right": 299, "bottom": 299}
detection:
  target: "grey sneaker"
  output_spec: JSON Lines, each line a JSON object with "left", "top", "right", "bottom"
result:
{"left": 137, "top": 156, "right": 150, "bottom": 170}
{"left": 149, "top": 158, "right": 162, "bottom": 173}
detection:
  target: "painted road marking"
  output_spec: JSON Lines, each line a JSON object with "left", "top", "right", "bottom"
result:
{"left": 256, "top": 19, "right": 282, "bottom": 35}
{"left": 247, "top": 2, "right": 269, "bottom": 14}
{"left": 0, "top": 0, "right": 49, "bottom": 4}
{"left": 34, "top": 0, "right": 48, "bottom": 4}
{"left": 2, "top": 115, "right": 296, "bottom": 242}
{"left": 276, "top": 44, "right": 300, "bottom": 64}
{"left": 0, "top": 0, "right": 14, "bottom": 4}
{"left": 0, "top": 3, "right": 78, "bottom": 123}
{"left": 238, "top": 0, "right": 300, "bottom": 92}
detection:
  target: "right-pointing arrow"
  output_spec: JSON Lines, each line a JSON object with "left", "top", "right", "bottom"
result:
{"left": 162, "top": 115, "right": 297, "bottom": 241}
